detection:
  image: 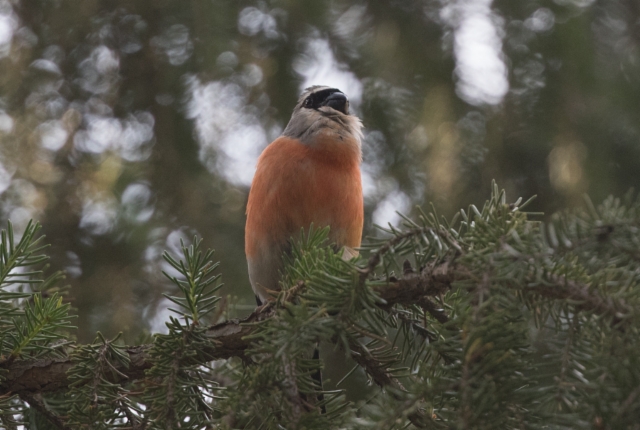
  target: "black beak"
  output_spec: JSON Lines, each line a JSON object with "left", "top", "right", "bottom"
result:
{"left": 322, "top": 92, "right": 348, "bottom": 114}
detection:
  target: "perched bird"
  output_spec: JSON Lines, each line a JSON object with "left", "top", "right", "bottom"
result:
{"left": 245, "top": 85, "right": 364, "bottom": 305}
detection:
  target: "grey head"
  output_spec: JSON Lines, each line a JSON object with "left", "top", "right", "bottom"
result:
{"left": 282, "top": 85, "right": 363, "bottom": 145}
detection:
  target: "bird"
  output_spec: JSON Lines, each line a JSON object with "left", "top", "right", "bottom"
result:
{"left": 245, "top": 85, "right": 364, "bottom": 306}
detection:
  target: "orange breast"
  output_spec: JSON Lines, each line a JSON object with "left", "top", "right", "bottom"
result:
{"left": 245, "top": 135, "right": 363, "bottom": 259}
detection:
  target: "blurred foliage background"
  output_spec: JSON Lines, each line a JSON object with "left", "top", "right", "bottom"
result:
{"left": 0, "top": 0, "right": 638, "bottom": 344}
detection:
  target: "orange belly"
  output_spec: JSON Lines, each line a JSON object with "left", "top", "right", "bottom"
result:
{"left": 245, "top": 136, "right": 363, "bottom": 300}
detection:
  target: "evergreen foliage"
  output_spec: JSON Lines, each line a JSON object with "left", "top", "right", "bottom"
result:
{"left": 142, "top": 239, "right": 223, "bottom": 428}
{"left": 67, "top": 332, "right": 138, "bottom": 429}
{"left": 1, "top": 184, "right": 639, "bottom": 429}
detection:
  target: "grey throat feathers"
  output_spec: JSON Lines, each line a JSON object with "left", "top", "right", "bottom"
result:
{"left": 282, "top": 86, "right": 363, "bottom": 149}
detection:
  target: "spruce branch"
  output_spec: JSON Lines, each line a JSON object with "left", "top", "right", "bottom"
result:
{"left": 161, "top": 237, "right": 222, "bottom": 326}
{"left": 281, "top": 352, "right": 303, "bottom": 427}
{"left": 613, "top": 384, "right": 640, "bottom": 424}
{"left": 556, "top": 315, "right": 581, "bottom": 412}
{"left": 1, "top": 258, "right": 633, "bottom": 396}
{"left": 0, "top": 220, "right": 49, "bottom": 287}
{"left": 534, "top": 275, "right": 632, "bottom": 325}
{"left": 0, "top": 393, "right": 25, "bottom": 430}
{"left": 388, "top": 308, "right": 454, "bottom": 364}
{"left": 0, "top": 220, "right": 72, "bottom": 370}
{"left": 4, "top": 184, "right": 640, "bottom": 429}
{"left": 347, "top": 338, "right": 401, "bottom": 389}
{"left": 415, "top": 296, "right": 449, "bottom": 324}
{"left": 8, "top": 293, "right": 73, "bottom": 364}
{"left": 67, "top": 332, "right": 137, "bottom": 428}
{"left": 18, "top": 392, "right": 70, "bottom": 430}
{"left": 360, "top": 227, "right": 432, "bottom": 283}
{"left": 381, "top": 259, "right": 457, "bottom": 307}
{"left": 143, "top": 237, "right": 222, "bottom": 428}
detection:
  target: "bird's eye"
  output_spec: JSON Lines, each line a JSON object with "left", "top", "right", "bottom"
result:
{"left": 303, "top": 98, "right": 312, "bottom": 107}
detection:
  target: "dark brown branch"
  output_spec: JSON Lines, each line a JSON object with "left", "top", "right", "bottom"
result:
{"left": 613, "top": 384, "right": 640, "bottom": 424}
{"left": 19, "top": 392, "right": 71, "bottom": 430}
{"left": 360, "top": 228, "right": 431, "bottom": 284}
{"left": 391, "top": 310, "right": 455, "bottom": 365}
{"left": 379, "top": 259, "right": 455, "bottom": 305}
{"left": 0, "top": 263, "right": 449, "bottom": 396}
{"left": 537, "top": 275, "right": 633, "bottom": 326}
{"left": 348, "top": 339, "right": 399, "bottom": 389}
{"left": 348, "top": 340, "right": 429, "bottom": 428}
{"left": 0, "top": 308, "right": 275, "bottom": 396}
{"left": 120, "top": 399, "right": 142, "bottom": 430}
{"left": 1, "top": 260, "right": 632, "bottom": 399}
{"left": 281, "top": 352, "right": 303, "bottom": 427}
{"left": 415, "top": 297, "right": 449, "bottom": 324}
